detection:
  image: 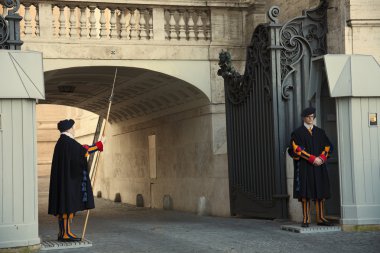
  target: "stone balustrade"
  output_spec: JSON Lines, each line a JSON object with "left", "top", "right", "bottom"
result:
{"left": 0, "top": 1, "right": 211, "bottom": 42}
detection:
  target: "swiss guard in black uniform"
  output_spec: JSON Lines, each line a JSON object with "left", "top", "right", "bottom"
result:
{"left": 48, "top": 119, "right": 103, "bottom": 241}
{"left": 288, "top": 107, "right": 333, "bottom": 227}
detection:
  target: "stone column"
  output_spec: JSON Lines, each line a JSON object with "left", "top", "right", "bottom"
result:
{"left": 152, "top": 7, "right": 165, "bottom": 41}
{"left": 37, "top": 1, "right": 54, "bottom": 38}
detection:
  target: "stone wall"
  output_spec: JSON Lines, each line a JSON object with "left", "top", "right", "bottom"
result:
{"left": 36, "top": 103, "right": 230, "bottom": 217}
{"left": 346, "top": 0, "right": 380, "bottom": 62}
{"left": 94, "top": 104, "right": 230, "bottom": 216}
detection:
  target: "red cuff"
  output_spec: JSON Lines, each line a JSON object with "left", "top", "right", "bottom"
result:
{"left": 308, "top": 155, "right": 316, "bottom": 164}
{"left": 96, "top": 141, "right": 103, "bottom": 152}
{"left": 319, "top": 154, "right": 327, "bottom": 162}
{"left": 82, "top": 144, "right": 89, "bottom": 150}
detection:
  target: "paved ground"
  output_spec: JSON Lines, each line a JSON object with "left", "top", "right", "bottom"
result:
{"left": 39, "top": 195, "right": 380, "bottom": 253}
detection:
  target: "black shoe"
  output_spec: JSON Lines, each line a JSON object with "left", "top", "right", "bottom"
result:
{"left": 301, "top": 222, "right": 309, "bottom": 228}
{"left": 58, "top": 235, "right": 82, "bottom": 242}
{"left": 317, "top": 221, "right": 334, "bottom": 226}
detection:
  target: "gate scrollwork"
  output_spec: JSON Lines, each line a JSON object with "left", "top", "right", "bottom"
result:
{"left": 3, "top": 0, "right": 20, "bottom": 12}
{"left": 218, "top": 23, "right": 271, "bottom": 105}
{"left": 268, "top": 6, "right": 280, "bottom": 24}
{"left": 0, "top": 15, "right": 8, "bottom": 46}
{"left": 280, "top": 0, "right": 328, "bottom": 99}
{"left": 0, "top": 0, "right": 22, "bottom": 49}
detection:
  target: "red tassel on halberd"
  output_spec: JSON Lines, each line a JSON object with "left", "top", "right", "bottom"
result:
{"left": 95, "top": 141, "right": 104, "bottom": 152}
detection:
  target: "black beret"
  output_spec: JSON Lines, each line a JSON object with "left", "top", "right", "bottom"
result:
{"left": 301, "top": 107, "right": 316, "bottom": 117}
{"left": 57, "top": 119, "right": 75, "bottom": 132}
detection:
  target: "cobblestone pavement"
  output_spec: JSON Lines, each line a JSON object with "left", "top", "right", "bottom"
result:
{"left": 38, "top": 196, "right": 380, "bottom": 253}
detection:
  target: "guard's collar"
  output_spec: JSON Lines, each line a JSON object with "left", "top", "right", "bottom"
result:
{"left": 61, "top": 131, "right": 74, "bottom": 139}
{"left": 304, "top": 122, "right": 314, "bottom": 130}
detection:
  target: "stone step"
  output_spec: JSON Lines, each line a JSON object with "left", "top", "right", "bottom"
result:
{"left": 281, "top": 224, "right": 342, "bottom": 233}
{"left": 41, "top": 239, "right": 92, "bottom": 251}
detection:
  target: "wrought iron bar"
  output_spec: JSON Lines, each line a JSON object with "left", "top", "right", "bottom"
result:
{"left": 0, "top": 0, "right": 22, "bottom": 49}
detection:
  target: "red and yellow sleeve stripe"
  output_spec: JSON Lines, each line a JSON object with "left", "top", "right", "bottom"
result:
{"left": 291, "top": 141, "right": 301, "bottom": 160}
{"left": 83, "top": 141, "right": 104, "bottom": 157}
{"left": 292, "top": 141, "right": 316, "bottom": 164}
{"left": 319, "top": 146, "right": 330, "bottom": 162}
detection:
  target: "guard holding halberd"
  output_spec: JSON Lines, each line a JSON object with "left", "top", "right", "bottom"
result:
{"left": 48, "top": 119, "right": 103, "bottom": 241}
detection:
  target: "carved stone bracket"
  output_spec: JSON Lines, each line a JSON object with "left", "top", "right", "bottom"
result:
{"left": 218, "top": 23, "right": 270, "bottom": 105}
{"left": 217, "top": 50, "right": 245, "bottom": 104}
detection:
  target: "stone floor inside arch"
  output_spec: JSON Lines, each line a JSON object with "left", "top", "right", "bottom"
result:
{"left": 38, "top": 194, "right": 380, "bottom": 253}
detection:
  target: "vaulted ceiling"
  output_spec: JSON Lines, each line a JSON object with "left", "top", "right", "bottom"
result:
{"left": 42, "top": 66, "right": 210, "bottom": 123}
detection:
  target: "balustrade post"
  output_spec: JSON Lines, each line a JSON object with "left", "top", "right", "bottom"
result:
{"left": 89, "top": 5, "right": 97, "bottom": 39}
{"left": 204, "top": 10, "right": 210, "bottom": 40}
{"left": 35, "top": 4, "right": 40, "bottom": 36}
{"left": 148, "top": 9, "right": 153, "bottom": 39}
{"left": 138, "top": 8, "right": 148, "bottom": 40}
{"left": 69, "top": 6, "right": 78, "bottom": 38}
{"left": 23, "top": 3, "right": 32, "bottom": 37}
{"left": 119, "top": 8, "right": 128, "bottom": 39}
{"left": 1, "top": 5, "right": 7, "bottom": 16}
{"left": 129, "top": 8, "right": 137, "bottom": 40}
{"left": 109, "top": 7, "right": 118, "bottom": 39}
{"left": 196, "top": 10, "right": 205, "bottom": 41}
{"left": 79, "top": 5, "right": 88, "bottom": 38}
{"left": 152, "top": 7, "right": 165, "bottom": 41}
{"left": 178, "top": 9, "right": 186, "bottom": 40}
{"left": 187, "top": 10, "right": 196, "bottom": 41}
{"left": 99, "top": 6, "right": 107, "bottom": 39}
{"left": 168, "top": 9, "right": 176, "bottom": 40}
{"left": 58, "top": 5, "right": 66, "bottom": 38}
{"left": 51, "top": 4, "right": 56, "bottom": 37}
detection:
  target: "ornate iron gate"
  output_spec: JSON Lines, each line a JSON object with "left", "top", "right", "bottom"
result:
{"left": 218, "top": 0, "right": 328, "bottom": 219}
{"left": 0, "top": 0, "right": 23, "bottom": 50}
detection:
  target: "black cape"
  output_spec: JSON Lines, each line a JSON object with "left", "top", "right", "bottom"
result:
{"left": 48, "top": 134, "right": 95, "bottom": 215}
{"left": 288, "top": 125, "right": 332, "bottom": 200}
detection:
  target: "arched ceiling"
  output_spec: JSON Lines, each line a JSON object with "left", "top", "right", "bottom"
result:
{"left": 41, "top": 66, "right": 210, "bottom": 123}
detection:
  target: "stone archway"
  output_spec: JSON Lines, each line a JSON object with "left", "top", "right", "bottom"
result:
{"left": 42, "top": 66, "right": 210, "bottom": 122}
{"left": 38, "top": 66, "right": 230, "bottom": 217}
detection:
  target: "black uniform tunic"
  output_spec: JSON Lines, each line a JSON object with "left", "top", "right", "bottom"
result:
{"left": 288, "top": 125, "right": 332, "bottom": 200}
{"left": 48, "top": 134, "right": 95, "bottom": 215}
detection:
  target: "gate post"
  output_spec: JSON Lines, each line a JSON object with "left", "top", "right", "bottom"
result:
{"left": 268, "top": 6, "right": 289, "bottom": 219}
{"left": 0, "top": 0, "right": 23, "bottom": 49}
